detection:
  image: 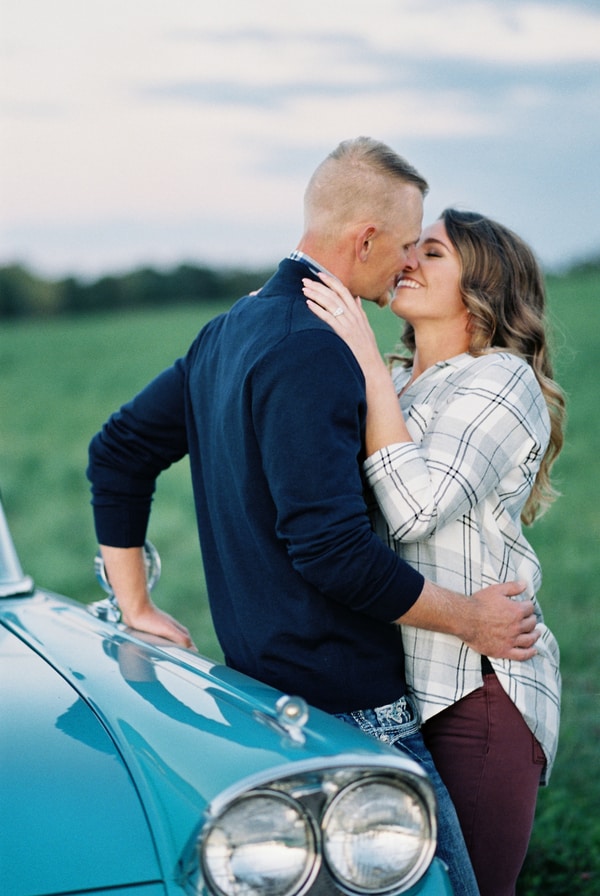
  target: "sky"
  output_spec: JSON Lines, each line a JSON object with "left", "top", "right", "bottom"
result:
{"left": 1, "top": 0, "right": 599, "bottom": 280}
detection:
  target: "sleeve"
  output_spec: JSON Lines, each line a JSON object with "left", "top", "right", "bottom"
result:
{"left": 87, "top": 357, "right": 189, "bottom": 546}
{"left": 363, "top": 355, "right": 550, "bottom": 542}
{"left": 252, "top": 329, "right": 424, "bottom": 621}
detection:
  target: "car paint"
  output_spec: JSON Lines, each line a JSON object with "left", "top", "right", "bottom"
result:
{"left": 0, "top": 503, "right": 453, "bottom": 896}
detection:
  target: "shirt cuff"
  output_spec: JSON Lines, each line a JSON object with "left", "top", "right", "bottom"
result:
{"left": 363, "top": 442, "right": 421, "bottom": 483}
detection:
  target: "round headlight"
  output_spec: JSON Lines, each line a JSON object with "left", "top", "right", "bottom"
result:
{"left": 322, "top": 776, "right": 434, "bottom": 894}
{"left": 201, "top": 790, "right": 319, "bottom": 896}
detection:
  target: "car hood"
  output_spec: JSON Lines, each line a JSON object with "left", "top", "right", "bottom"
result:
{"left": 1, "top": 589, "right": 398, "bottom": 895}
{"left": 0, "top": 614, "right": 163, "bottom": 896}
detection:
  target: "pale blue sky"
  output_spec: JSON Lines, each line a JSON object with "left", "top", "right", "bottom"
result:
{"left": 1, "top": 0, "right": 599, "bottom": 277}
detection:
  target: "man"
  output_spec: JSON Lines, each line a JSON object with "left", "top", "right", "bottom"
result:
{"left": 88, "top": 138, "right": 538, "bottom": 894}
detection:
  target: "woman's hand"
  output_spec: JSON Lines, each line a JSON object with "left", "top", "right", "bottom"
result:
{"left": 302, "top": 272, "right": 412, "bottom": 454}
{"left": 302, "top": 273, "right": 385, "bottom": 378}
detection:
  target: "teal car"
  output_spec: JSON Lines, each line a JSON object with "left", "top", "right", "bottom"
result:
{"left": 0, "top": 499, "right": 453, "bottom": 896}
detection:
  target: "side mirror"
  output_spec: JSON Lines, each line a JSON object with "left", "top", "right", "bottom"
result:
{"left": 88, "top": 541, "right": 161, "bottom": 622}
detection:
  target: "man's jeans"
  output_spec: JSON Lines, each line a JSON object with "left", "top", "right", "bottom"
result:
{"left": 336, "top": 695, "right": 480, "bottom": 896}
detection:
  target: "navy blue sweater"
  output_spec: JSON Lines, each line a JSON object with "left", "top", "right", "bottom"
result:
{"left": 88, "top": 258, "right": 425, "bottom": 713}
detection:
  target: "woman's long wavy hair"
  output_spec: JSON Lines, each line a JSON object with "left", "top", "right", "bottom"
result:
{"left": 392, "top": 208, "right": 566, "bottom": 524}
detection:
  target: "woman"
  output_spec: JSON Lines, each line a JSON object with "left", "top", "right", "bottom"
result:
{"left": 302, "top": 208, "right": 565, "bottom": 896}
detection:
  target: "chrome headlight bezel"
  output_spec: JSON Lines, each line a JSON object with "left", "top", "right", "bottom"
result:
{"left": 189, "top": 755, "right": 438, "bottom": 896}
{"left": 321, "top": 774, "right": 436, "bottom": 895}
{"left": 200, "top": 788, "right": 320, "bottom": 896}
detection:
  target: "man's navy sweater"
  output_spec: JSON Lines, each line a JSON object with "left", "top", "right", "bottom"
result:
{"left": 88, "top": 258, "right": 424, "bottom": 713}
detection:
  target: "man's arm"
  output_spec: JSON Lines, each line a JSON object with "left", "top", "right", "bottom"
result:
{"left": 101, "top": 545, "right": 535, "bottom": 659}
{"left": 398, "top": 579, "right": 539, "bottom": 661}
{"left": 99, "top": 545, "right": 195, "bottom": 649}
{"left": 99, "top": 542, "right": 536, "bottom": 659}
{"left": 87, "top": 357, "right": 195, "bottom": 647}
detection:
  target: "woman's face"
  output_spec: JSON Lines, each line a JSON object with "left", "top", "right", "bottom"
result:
{"left": 390, "top": 218, "right": 469, "bottom": 334}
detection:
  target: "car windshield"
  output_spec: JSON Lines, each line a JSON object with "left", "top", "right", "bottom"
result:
{"left": 0, "top": 499, "right": 34, "bottom": 596}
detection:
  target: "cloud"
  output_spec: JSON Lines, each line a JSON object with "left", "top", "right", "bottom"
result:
{"left": 1, "top": 0, "right": 599, "bottom": 274}
{"left": 164, "top": 1, "right": 600, "bottom": 66}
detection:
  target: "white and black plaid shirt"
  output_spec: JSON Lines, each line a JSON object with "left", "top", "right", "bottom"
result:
{"left": 364, "top": 351, "right": 561, "bottom": 782}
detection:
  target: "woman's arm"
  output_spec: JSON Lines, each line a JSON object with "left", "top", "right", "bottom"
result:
{"left": 302, "top": 273, "right": 413, "bottom": 455}
{"left": 303, "top": 275, "right": 549, "bottom": 541}
{"left": 365, "top": 355, "right": 550, "bottom": 540}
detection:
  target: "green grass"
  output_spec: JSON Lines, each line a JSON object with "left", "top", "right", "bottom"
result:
{"left": 1, "top": 273, "right": 599, "bottom": 894}
{"left": 0, "top": 303, "right": 222, "bottom": 656}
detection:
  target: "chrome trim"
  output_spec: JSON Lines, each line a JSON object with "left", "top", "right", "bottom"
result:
{"left": 0, "top": 500, "right": 35, "bottom": 598}
{"left": 191, "top": 755, "right": 437, "bottom": 896}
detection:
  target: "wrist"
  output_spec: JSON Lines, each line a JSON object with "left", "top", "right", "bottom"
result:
{"left": 408, "top": 580, "right": 475, "bottom": 639}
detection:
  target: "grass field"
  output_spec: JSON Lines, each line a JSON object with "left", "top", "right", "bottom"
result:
{"left": 1, "top": 270, "right": 598, "bottom": 894}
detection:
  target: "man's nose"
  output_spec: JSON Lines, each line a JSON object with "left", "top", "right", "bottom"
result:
{"left": 403, "top": 246, "right": 419, "bottom": 271}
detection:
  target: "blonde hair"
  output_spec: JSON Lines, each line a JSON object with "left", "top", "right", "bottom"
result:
{"left": 304, "top": 137, "right": 428, "bottom": 239}
{"left": 394, "top": 208, "right": 566, "bottom": 524}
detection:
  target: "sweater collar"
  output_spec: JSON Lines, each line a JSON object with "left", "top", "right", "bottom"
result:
{"left": 287, "top": 250, "right": 334, "bottom": 278}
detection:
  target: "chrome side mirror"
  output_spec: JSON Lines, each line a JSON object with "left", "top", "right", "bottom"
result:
{"left": 88, "top": 541, "right": 161, "bottom": 622}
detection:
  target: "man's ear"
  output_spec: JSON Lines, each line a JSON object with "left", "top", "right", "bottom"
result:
{"left": 355, "top": 225, "right": 377, "bottom": 262}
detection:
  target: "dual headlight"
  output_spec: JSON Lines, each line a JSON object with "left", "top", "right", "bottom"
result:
{"left": 199, "top": 767, "right": 436, "bottom": 896}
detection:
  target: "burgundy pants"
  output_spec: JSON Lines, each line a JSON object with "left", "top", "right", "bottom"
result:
{"left": 421, "top": 672, "right": 545, "bottom": 896}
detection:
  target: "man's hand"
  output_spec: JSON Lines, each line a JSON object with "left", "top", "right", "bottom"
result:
{"left": 398, "top": 579, "right": 539, "bottom": 661}
{"left": 120, "top": 600, "right": 196, "bottom": 650}
{"left": 460, "top": 582, "right": 539, "bottom": 660}
{"left": 99, "top": 544, "right": 196, "bottom": 650}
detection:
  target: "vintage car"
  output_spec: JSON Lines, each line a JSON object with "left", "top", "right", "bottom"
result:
{"left": 0, "top": 498, "right": 452, "bottom": 896}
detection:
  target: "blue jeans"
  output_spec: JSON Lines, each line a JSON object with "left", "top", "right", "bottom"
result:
{"left": 336, "top": 695, "right": 480, "bottom": 896}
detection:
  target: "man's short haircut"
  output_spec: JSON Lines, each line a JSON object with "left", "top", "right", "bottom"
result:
{"left": 304, "top": 137, "right": 428, "bottom": 235}
{"left": 327, "top": 137, "right": 429, "bottom": 196}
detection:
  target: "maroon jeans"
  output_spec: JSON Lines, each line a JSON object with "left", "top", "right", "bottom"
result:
{"left": 421, "top": 672, "right": 546, "bottom": 896}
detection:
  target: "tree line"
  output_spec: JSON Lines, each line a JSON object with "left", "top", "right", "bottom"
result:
{"left": 1, "top": 254, "right": 598, "bottom": 319}
{"left": 0, "top": 262, "right": 275, "bottom": 319}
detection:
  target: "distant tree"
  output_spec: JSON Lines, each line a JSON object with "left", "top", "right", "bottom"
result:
{"left": 80, "top": 275, "right": 122, "bottom": 313}
{"left": 16, "top": 254, "right": 595, "bottom": 318}
{"left": 55, "top": 276, "right": 83, "bottom": 314}
{"left": 569, "top": 254, "right": 600, "bottom": 276}
{"left": 168, "top": 264, "right": 226, "bottom": 302}
{"left": 0, "top": 264, "right": 62, "bottom": 317}
{"left": 120, "top": 268, "right": 169, "bottom": 307}
{"left": 221, "top": 267, "right": 275, "bottom": 299}
{"left": 0, "top": 265, "right": 27, "bottom": 317}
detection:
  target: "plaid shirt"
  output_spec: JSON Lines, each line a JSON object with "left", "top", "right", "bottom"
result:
{"left": 364, "top": 351, "right": 561, "bottom": 782}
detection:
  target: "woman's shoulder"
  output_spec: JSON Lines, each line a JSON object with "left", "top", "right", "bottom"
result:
{"left": 392, "top": 351, "right": 538, "bottom": 399}
{"left": 391, "top": 363, "right": 413, "bottom": 389}
{"left": 453, "top": 352, "right": 543, "bottom": 407}
{"left": 459, "top": 350, "right": 534, "bottom": 380}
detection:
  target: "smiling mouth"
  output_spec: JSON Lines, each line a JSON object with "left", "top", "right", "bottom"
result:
{"left": 395, "top": 278, "right": 420, "bottom": 290}
{"left": 385, "top": 276, "right": 420, "bottom": 305}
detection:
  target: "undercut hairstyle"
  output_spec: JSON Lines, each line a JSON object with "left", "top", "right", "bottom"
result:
{"left": 304, "top": 137, "right": 428, "bottom": 238}
{"left": 394, "top": 208, "right": 566, "bottom": 524}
